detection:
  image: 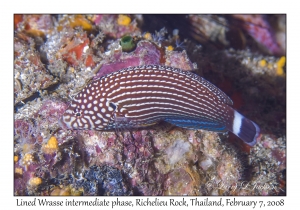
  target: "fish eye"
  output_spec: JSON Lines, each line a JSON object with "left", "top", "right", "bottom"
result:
{"left": 75, "top": 112, "right": 81, "bottom": 117}
{"left": 109, "top": 102, "right": 117, "bottom": 110}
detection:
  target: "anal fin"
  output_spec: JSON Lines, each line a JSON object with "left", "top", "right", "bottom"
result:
{"left": 164, "top": 118, "right": 226, "bottom": 132}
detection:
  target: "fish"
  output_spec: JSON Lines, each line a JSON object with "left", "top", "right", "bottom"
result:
{"left": 59, "top": 65, "right": 260, "bottom": 146}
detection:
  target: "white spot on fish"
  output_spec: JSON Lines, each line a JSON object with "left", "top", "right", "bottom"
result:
{"left": 64, "top": 115, "right": 70, "bottom": 120}
{"left": 81, "top": 118, "right": 87, "bottom": 123}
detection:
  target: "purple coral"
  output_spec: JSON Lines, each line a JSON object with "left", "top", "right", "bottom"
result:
{"left": 95, "top": 40, "right": 161, "bottom": 79}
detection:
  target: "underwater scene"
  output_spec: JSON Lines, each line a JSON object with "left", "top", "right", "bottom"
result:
{"left": 14, "top": 14, "right": 286, "bottom": 196}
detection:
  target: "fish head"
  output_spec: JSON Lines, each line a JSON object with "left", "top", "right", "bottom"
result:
{"left": 59, "top": 83, "right": 116, "bottom": 130}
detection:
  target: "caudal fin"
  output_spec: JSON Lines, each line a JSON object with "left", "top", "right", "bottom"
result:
{"left": 229, "top": 109, "right": 260, "bottom": 146}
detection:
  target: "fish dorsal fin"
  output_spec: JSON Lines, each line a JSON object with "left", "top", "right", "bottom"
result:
{"left": 104, "top": 65, "right": 234, "bottom": 105}
{"left": 196, "top": 76, "right": 233, "bottom": 105}
{"left": 179, "top": 69, "right": 233, "bottom": 105}
{"left": 153, "top": 65, "right": 233, "bottom": 105}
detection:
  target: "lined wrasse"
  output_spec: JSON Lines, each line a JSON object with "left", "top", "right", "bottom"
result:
{"left": 59, "top": 65, "right": 260, "bottom": 146}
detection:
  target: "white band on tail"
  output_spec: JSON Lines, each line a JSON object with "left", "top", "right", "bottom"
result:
{"left": 233, "top": 110, "right": 243, "bottom": 136}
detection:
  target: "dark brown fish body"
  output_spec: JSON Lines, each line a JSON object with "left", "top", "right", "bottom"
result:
{"left": 60, "top": 65, "right": 260, "bottom": 146}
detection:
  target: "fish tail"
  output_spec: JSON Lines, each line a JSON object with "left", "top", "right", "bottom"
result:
{"left": 227, "top": 107, "right": 260, "bottom": 146}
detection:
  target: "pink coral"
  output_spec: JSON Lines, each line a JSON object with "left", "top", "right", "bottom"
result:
{"left": 232, "top": 15, "right": 284, "bottom": 55}
{"left": 165, "top": 50, "right": 194, "bottom": 70}
{"left": 95, "top": 40, "right": 161, "bottom": 78}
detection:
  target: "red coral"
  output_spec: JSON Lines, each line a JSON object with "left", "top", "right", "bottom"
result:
{"left": 59, "top": 32, "right": 95, "bottom": 67}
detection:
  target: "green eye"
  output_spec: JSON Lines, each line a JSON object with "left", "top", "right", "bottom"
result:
{"left": 120, "top": 35, "right": 136, "bottom": 52}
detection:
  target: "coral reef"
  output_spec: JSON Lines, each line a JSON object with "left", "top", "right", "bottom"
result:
{"left": 14, "top": 34, "right": 58, "bottom": 106}
{"left": 79, "top": 165, "right": 132, "bottom": 195}
{"left": 14, "top": 14, "right": 286, "bottom": 196}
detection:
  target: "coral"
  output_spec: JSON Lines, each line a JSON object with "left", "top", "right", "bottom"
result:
{"left": 42, "top": 136, "right": 59, "bottom": 154}
{"left": 165, "top": 139, "right": 190, "bottom": 165}
{"left": 94, "top": 38, "right": 195, "bottom": 79}
{"left": 166, "top": 45, "right": 174, "bottom": 51}
{"left": 120, "top": 35, "right": 136, "bottom": 52}
{"left": 199, "top": 158, "right": 213, "bottom": 171}
{"left": 164, "top": 168, "right": 194, "bottom": 195}
{"left": 231, "top": 15, "right": 284, "bottom": 56}
{"left": 151, "top": 27, "right": 168, "bottom": 44}
{"left": 50, "top": 185, "right": 83, "bottom": 196}
{"left": 259, "top": 59, "right": 267, "bottom": 67}
{"left": 14, "top": 15, "right": 54, "bottom": 37}
{"left": 217, "top": 151, "right": 242, "bottom": 187}
{"left": 14, "top": 34, "right": 58, "bottom": 105}
{"left": 95, "top": 40, "right": 161, "bottom": 78}
{"left": 199, "top": 131, "right": 222, "bottom": 160}
{"left": 249, "top": 134, "right": 286, "bottom": 195}
{"left": 22, "top": 153, "right": 33, "bottom": 164}
{"left": 188, "top": 14, "right": 285, "bottom": 56}
{"left": 68, "top": 15, "right": 93, "bottom": 31}
{"left": 28, "top": 177, "right": 42, "bottom": 187}
{"left": 165, "top": 50, "right": 195, "bottom": 70}
{"left": 188, "top": 15, "right": 229, "bottom": 46}
{"left": 56, "top": 29, "right": 95, "bottom": 67}
{"left": 14, "top": 151, "right": 40, "bottom": 195}
{"left": 14, "top": 14, "right": 23, "bottom": 30}
{"left": 15, "top": 167, "right": 23, "bottom": 175}
{"left": 276, "top": 56, "right": 286, "bottom": 76}
{"left": 143, "top": 32, "right": 152, "bottom": 40}
{"left": 79, "top": 165, "right": 132, "bottom": 196}
{"left": 117, "top": 15, "right": 131, "bottom": 26}
{"left": 94, "top": 14, "right": 141, "bottom": 38}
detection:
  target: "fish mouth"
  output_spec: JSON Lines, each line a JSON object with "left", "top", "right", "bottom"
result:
{"left": 58, "top": 116, "right": 71, "bottom": 130}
